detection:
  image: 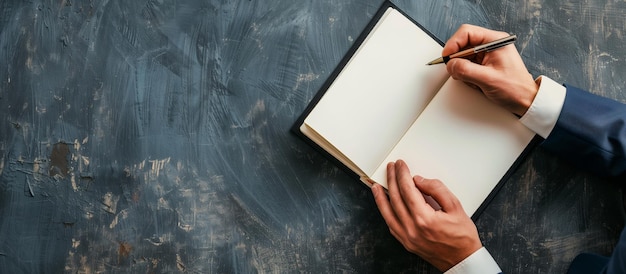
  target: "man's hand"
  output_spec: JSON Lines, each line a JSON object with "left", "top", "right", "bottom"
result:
{"left": 371, "top": 160, "right": 482, "bottom": 271}
{"left": 444, "top": 24, "right": 539, "bottom": 116}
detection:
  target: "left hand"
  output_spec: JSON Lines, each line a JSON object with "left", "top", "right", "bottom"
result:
{"left": 371, "top": 160, "right": 482, "bottom": 271}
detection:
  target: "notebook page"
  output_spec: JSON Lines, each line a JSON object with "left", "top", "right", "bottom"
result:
{"left": 369, "top": 78, "right": 536, "bottom": 215}
{"left": 304, "top": 8, "right": 449, "bottom": 176}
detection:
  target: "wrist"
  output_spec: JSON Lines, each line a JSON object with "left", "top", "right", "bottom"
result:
{"left": 430, "top": 234, "right": 483, "bottom": 271}
{"left": 514, "top": 74, "right": 540, "bottom": 116}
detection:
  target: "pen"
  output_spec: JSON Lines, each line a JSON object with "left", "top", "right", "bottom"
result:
{"left": 426, "top": 34, "right": 517, "bottom": 65}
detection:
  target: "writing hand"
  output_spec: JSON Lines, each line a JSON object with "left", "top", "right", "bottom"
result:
{"left": 371, "top": 160, "right": 482, "bottom": 271}
{"left": 443, "top": 24, "right": 539, "bottom": 116}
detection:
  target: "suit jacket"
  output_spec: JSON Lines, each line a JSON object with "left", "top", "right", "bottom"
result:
{"left": 542, "top": 85, "right": 626, "bottom": 178}
{"left": 542, "top": 85, "right": 626, "bottom": 274}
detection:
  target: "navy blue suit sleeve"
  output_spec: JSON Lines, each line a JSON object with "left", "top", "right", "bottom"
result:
{"left": 541, "top": 85, "right": 626, "bottom": 177}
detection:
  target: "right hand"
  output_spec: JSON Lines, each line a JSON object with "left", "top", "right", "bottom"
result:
{"left": 443, "top": 24, "right": 539, "bottom": 116}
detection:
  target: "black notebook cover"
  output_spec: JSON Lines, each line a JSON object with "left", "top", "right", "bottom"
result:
{"left": 290, "top": 0, "right": 540, "bottom": 220}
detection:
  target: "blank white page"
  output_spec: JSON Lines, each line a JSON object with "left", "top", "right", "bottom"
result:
{"left": 370, "top": 78, "right": 536, "bottom": 216}
{"left": 304, "top": 8, "right": 449, "bottom": 176}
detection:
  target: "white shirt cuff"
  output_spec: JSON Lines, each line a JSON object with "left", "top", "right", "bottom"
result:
{"left": 519, "top": 75, "right": 566, "bottom": 138}
{"left": 444, "top": 247, "right": 502, "bottom": 274}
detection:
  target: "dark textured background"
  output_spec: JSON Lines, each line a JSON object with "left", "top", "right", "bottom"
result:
{"left": 1, "top": 0, "right": 625, "bottom": 273}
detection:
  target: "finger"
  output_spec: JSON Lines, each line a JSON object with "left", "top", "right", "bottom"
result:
{"left": 442, "top": 24, "right": 510, "bottom": 56}
{"left": 386, "top": 162, "right": 413, "bottom": 224}
{"left": 414, "top": 176, "right": 443, "bottom": 211}
{"left": 371, "top": 183, "right": 404, "bottom": 235}
{"left": 413, "top": 177, "right": 464, "bottom": 214}
{"left": 446, "top": 58, "right": 498, "bottom": 87}
{"left": 394, "top": 160, "right": 433, "bottom": 216}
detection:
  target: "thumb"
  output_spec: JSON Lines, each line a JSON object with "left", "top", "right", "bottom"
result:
{"left": 413, "top": 176, "right": 464, "bottom": 213}
{"left": 446, "top": 58, "right": 495, "bottom": 87}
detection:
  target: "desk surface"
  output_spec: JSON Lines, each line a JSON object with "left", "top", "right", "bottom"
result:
{"left": 1, "top": 0, "right": 625, "bottom": 273}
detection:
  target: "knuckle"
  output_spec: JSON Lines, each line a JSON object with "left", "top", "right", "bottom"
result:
{"left": 459, "top": 23, "right": 473, "bottom": 31}
{"left": 497, "top": 30, "right": 510, "bottom": 37}
{"left": 405, "top": 229, "right": 417, "bottom": 240}
{"left": 414, "top": 214, "right": 433, "bottom": 229}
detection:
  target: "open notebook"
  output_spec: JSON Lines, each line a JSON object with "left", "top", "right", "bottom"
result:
{"left": 292, "top": 1, "right": 537, "bottom": 218}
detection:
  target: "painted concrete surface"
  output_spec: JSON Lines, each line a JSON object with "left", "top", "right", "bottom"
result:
{"left": 1, "top": 0, "right": 625, "bottom": 273}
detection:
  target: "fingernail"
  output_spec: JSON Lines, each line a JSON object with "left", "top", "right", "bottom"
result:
{"left": 413, "top": 175, "right": 424, "bottom": 183}
{"left": 372, "top": 184, "right": 382, "bottom": 195}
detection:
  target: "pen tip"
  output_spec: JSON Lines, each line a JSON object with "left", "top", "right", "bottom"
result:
{"left": 426, "top": 57, "right": 444, "bottom": 65}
